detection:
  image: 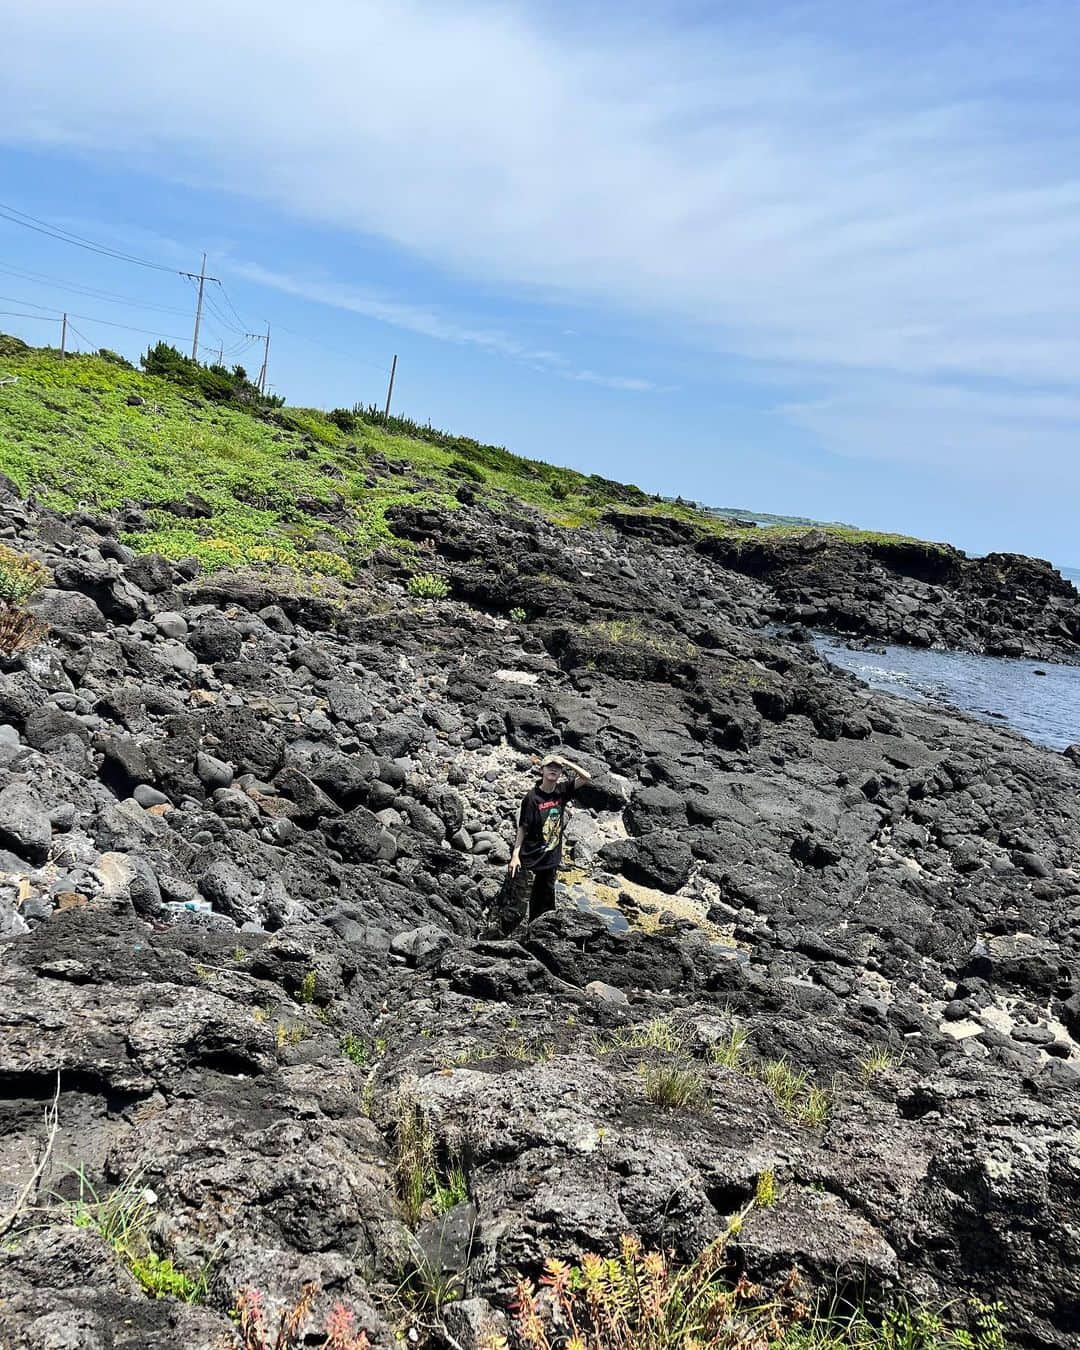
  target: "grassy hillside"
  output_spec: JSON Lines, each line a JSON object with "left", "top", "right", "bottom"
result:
{"left": 0, "top": 336, "right": 933, "bottom": 578}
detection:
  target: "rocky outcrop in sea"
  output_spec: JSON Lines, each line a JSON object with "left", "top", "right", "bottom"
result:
{"left": 1, "top": 486, "right": 1079, "bottom": 1348}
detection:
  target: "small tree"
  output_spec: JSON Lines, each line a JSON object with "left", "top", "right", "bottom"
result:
{"left": 0, "top": 544, "right": 48, "bottom": 655}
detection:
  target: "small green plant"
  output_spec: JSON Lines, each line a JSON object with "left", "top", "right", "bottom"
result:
{"left": 0, "top": 543, "right": 48, "bottom": 655}
{"left": 61, "top": 1167, "right": 210, "bottom": 1304}
{"left": 859, "top": 1046, "right": 901, "bottom": 1081}
{"left": 233, "top": 1282, "right": 371, "bottom": 1349}
{"left": 502, "top": 1035, "right": 556, "bottom": 1063}
{"left": 128, "top": 1251, "right": 208, "bottom": 1302}
{"left": 232, "top": 945, "right": 247, "bottom": 964}
{"left": 509, "top": 606, "right": 527, "bottom": 622}
{"left": 755, "top": 1168, "right": 778, "bottom": 1208}
{"left": 296, "top": 970, "right": 317, "bottom": 1004}
{"left": 392, "top": 1097, "right": 470, "bottom": 1227}
{"left": 710, "top": 1025, "right": 748, "bottom": 1069}
{"left": 451, "top": 1044, "right": 499, "bottom": 1066}
{"left": 406, "top": 571, "right": 449, "bottom": 599}
{"left": 759, "top": 1058, "right": 830, "bottom": 1127}
{"left": 800, "top": 1085, "right": 831, "bottom": 1128}
{"left": 593, "top": 1017, "right": 687, "bottom": 1056}
{"left": 275, "top": 1021, "right": 306, "bottom": 1054}
{"left": 641, "top": 1061, "right": 709, "bottom": 1111}
{"left": 341, "top": 1033, "right": 370, "bottom": 1066}
{"left": 781, "top": 1298, "right": 1009, "bottom": 1349}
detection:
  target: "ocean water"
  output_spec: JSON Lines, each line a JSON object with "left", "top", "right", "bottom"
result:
{"left": 815, "top": 634, "right": 1080, "bottom": 751}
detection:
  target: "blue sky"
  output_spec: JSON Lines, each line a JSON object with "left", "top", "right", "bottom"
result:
{"left": 2, "top": 0, "right": 1079, "bottom": 565}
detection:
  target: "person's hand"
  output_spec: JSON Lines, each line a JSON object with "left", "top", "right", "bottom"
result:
{"left": 508, "top": 853, "right": 521, "bottom": 876}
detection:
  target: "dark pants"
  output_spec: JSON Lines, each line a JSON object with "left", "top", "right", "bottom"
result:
{"left": 500, "top": 865, "right": 557, "bottom": 935}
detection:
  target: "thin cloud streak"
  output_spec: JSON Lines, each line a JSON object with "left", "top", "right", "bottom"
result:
{"left": 232, "top": 259, "right": 665, "bottom": 392}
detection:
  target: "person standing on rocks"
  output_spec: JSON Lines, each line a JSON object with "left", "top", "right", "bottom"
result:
{"left": 497, "top": 752, "right": 592, "bottom": 936}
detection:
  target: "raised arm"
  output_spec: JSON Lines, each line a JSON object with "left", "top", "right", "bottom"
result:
{"left": 549, "top": 753, "right": 593, "bottom": 783}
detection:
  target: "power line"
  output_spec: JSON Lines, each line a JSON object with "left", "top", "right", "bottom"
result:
{"left": 0, "top": 201, "right": 182, "bottom": 273}
{"left": 214, "top": 279, "right": 248, "bottom": 331}
{"left": 0, "top": 263, "right": 193, "bottom": 317}
{"left": 0, "top": 309, "right": 56, "bottom": 321}
{"left": 0, "top": 294, "right": 58, "bottom": 313}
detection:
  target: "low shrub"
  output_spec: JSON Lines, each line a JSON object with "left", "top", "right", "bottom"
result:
{"left": 406, "top": 572, "right": 449, "bottom": 599}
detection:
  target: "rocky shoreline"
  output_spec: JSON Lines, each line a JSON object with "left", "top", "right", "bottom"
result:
{"left": 603, "top": 509, "right": 1080, "bottom": 663}
{"left": 1, "top": 484, "right": 1079, "bottom": 1348}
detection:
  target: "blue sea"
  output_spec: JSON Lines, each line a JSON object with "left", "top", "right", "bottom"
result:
{"left": 816, "top": 634, "right": 1080, "bottom": 751}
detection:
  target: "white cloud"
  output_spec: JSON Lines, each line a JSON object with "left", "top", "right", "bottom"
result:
{"left": 2, "top": 0, "right": 1080, "bottom": 474}
{"left": 231, "top": 260, "right": 663, "bottom": 390}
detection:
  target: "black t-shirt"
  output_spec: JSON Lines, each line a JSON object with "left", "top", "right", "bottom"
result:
{"left": 518, "top": 779, "right": 576, "bottom": 871}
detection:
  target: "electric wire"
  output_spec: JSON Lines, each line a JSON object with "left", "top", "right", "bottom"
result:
{"left": 0, "top": 202, "right": 182, "bottom": 273}
{"left": 0, "top": 263, "right": 193, "bottom": 317}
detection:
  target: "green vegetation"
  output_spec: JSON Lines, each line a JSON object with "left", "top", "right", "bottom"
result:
{"left": 296, "top": 970, "right": 317, "bottom": 1004}
{"left": 641, "top": 1061, "right": 710, "bottom": 1111}
{"left": 0, "top": 339, "right": 945, "bottom": 590}
{"left": 500, "top": 1229, "right": 1008, "bottom": 1350}
{"left": 62, "top": 1166, "right": 210, "bottom": 1303}
{"left": 392, "top": 1097, "right": 469, "bottom": 1227}
{"left": 759, "top": 1058, "right": 831, "bottom": 1128}
{"left": 0, "top": 542, "right": 48, "bottom": 654}
{"left": 341, "top": 1033, "right": 370, "bottom": 1066}
{"left": 593, "top": 1016, "right": 688, "bottom": 1057}
{"left": 709, "top": 1025, "right": 749, "bottom": 1069}
{"left": 859, "top": 1046, "right": 902, "bottom": 1080}
{"left": 406, "top": 571, "right": 449, "bottom": 599}
{"left": 755, "top": 1168, "right": 778, "bottom": 1208}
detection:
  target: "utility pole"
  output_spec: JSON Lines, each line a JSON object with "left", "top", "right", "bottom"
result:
{"left": 247, "top": 325, "right": 271, "bottom": 393}
{"left": 384, "top": 354, "right": 397, "bottom": 419}
{"left": 59, "top": 313, "right": 67, "bottom": 358}
{"left": 182, "top": 252, "right": 219, "bottom": 362}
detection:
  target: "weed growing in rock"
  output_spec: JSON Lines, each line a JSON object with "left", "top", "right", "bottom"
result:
{"left": 341, "top": 1034, "right": 370, "bottom": 1066}
{"left": 782, "top": 1298, "right": 1008, "bottom": 1349}
{"left": 759, "top": 1059, "right": 830, "bottom": 1128}
{"left": 127, "top": 1251, "right": 209, "bottom": 1302}
{"left": 496, "top": 1229, "right": 795, "bottom": 1350}
{"left": 593, "top": 1017, "right": 687, "bottom": 1056}
{"left": 503, "top": 1034, "right": 557, "bottom": 1063}
{"left": 406, "top": 572, "right": 449, "bottom": 599}
{"left": 641, "top": 1061, "right": 709, "bottom": 1111}
{"left": 859, "top": 1047, "right": 902, "bottom": 1081}
{"left": 450, "top": 1044, "right": 499, "bottom": 1066}
{"left": 510, "top": 606, "right": 528, "bottom": 622}
{"left": 275, "top": 1021, "right": 306, "bottom": 1055}
{"left": 710, "top": 1025, "right": 749, "bottom": 1069}
{"left": 0, "top": 543, "right": 48, "bottom": 655}
{"left": 296, "top": 970, "right": 317, "bottom": 1004}
{"left": 61, "top": 1167, "right": 209, "bottom": 1303}
{"left": 392, "top": 1098, "right": 470, "bottom": 1227}
{"left": 755, "top": 1169, "right": 778, "bottom": 1208}
{"left": 232, "top": 1282, "right": 371, "bottom": 1349}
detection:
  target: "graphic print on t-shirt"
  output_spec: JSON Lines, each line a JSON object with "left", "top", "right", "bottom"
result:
{"left": 538, "top": 797, "right": 563, "bottom": 855}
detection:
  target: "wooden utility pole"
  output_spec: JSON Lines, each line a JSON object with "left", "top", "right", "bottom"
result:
{"left": 59, "top": 313, "right": 67, "bottom": 358}
{"left": 183, "top": 253, "right": 219, "bottom": 361}
{"left": 384, "top": 354, "right": 397, "bottom": 419}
